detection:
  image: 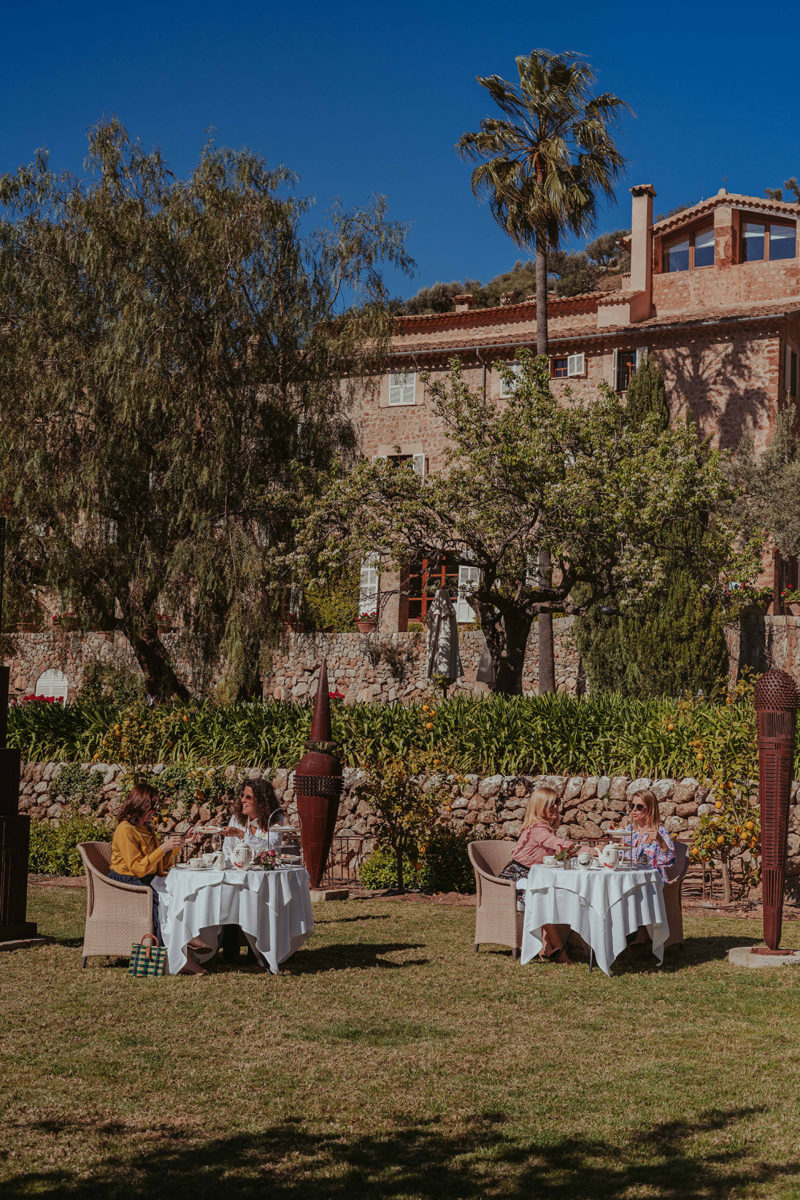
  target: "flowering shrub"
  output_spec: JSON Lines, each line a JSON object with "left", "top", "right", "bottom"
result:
{"left": 357, "top": 610, "right": 377, "bottom": 621}
{"left": 683, "top": 674, "right": 760, "bottom": 900}
{"left": 11, "top": 694, "right": 64, "bottom": 706}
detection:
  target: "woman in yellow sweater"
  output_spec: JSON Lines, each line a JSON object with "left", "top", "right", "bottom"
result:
{"left": 109, "top": 783, "right": 184, "bottom": 949}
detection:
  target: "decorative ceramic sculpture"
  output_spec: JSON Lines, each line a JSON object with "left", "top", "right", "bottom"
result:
{"left": 294, "top": 661, "right": 343, "bottom": 888}
{"left": 754, "top": 668, "right": 799, "bottom": 949}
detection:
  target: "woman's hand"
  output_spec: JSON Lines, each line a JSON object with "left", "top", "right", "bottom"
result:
{"left": 162, "top": 835, "right": 184, "bottom": 853}
{"left": 219, "top": 826, "right": 244, "bottom": 839}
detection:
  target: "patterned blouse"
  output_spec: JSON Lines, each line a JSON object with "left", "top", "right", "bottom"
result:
{"left": 630, "top": 825, "right": 676, "bottom": 882}
{"left": 511, "top": 821, "right": 572, "bottom": 868}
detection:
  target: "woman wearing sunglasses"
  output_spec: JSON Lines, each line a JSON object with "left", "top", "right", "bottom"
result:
{"left": 627, "top": 789, "right": 676, "bottom": 882}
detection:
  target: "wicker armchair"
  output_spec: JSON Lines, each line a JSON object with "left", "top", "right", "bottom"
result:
{"left": 468, "top": 840, "right": 523, "bottom": 958}
{"left": 663, "top": 840, "right": 689, "bottom": 951}
{"left": 77, "top": 841, "right": 153, "bottom": 967}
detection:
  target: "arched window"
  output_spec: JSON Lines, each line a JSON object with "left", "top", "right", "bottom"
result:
{"left": 35, "top": 668, "right": 69, "bottom": 702}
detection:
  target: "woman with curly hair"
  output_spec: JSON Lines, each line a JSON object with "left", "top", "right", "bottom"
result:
{"left": 219, "top": 778, "right": 284, "bottom": 964}
{"left": 220, "top": 778, "right": 284, "bottom": 860}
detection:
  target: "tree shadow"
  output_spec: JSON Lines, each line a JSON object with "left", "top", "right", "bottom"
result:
{"left": 666, "top": 335, "right": 768, "bottom": 451}
{"left": 313, "top": 914, "right": 390, "bottom": 924}
{"left": 283, "top": 941, "right": 429, "bottom": 974}
{"left": 1, "top": 1105, "right": 795, "bottom": 1199}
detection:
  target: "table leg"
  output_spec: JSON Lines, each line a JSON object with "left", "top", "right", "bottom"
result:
{"left": 589, "top": 946, "right": 594, "bottom": 973}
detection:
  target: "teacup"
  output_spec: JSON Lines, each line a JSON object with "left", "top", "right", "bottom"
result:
{"left": 202, "top": 852, "right": 216, "bottom": 867}
{"left": 188, "top": 857, "right": 204, "bottom": 869}
{"left": 577, "top": 851, "right": 592, "bottom": 868}
{"left": 543, "top": 854, "right": 556, "bottom": 867}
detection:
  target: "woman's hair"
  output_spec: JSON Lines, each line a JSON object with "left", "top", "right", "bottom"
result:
{"left": 522, "top": 786, "right": 561, "bottom": 829}
{"left": 232, "top": 777, "right": 280, "bottom": 831}
{"left": 632, "top": 788, "right": 668, "bottom": 850}
{"left": 117, "top": 783, "right": 159, "bottom": 827}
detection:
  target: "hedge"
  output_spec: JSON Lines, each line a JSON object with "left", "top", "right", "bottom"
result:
{"left": 8, "top": 688, "right": 763, "bottom": 780}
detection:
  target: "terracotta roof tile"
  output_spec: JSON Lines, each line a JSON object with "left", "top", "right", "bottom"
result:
{"left": 389, "top": 299, "right": 800, "bottom": 358}
{"left": 653, "top": 192, "right": 800, "bottom": 236}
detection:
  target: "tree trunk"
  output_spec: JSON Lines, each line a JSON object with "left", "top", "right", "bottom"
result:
{"left": 492, "top": 609, "right": 534, "bottom": 695}
{"left": 720, "top": 853, "right": 732, "bottom": 905}
{"left": 395, "top": 842, "right": 405, "bottom": 893}
{"left": 537, "top": 544, "right": 556, "bottom": 695}
{"left": 126, "top": 624, "right": 191, "bottom": 701}
{"left": 535, "top": 241, "right": 548, "bottom": 356}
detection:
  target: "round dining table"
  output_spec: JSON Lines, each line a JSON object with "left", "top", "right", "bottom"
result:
{"left": 516, "top": 862, "right": 669, "bottom": 975}
{"left": 159, "top": 864, "right": 314, "bottom": 975}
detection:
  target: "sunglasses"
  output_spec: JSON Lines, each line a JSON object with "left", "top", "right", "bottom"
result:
{"left": 630, "top": 802, "right": 646, "bottom": 812}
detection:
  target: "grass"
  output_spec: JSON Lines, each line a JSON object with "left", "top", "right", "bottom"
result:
{"left": 2, "top": 888, "right": 800, "bottom": 1198}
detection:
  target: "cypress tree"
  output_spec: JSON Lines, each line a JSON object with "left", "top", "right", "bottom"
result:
{"left": 576, "top": 356, "right": 729, "bottom": 697}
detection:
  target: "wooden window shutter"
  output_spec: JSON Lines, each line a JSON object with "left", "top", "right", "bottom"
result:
{"left": 412, "top": 454, "right": 426, "bottom": 480}
{"left": 567, "top": 353, "right": 585, "bottom": 377}
{"left": 456, "top": 564, "right": 480, "bottom": 623}
{"left": 359, "top": 554, "right": 380, "bottom": 615}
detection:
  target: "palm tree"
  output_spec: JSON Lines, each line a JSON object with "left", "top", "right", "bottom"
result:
{"left": 458, "top": 49, "right": 629, "bottom": 693}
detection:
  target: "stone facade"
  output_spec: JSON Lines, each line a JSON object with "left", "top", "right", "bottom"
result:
{"left": 359, "top": 185, "right": 800, "bottom": 627}
{"left": 19, "top": 762, "right": 800, "bottom": 882}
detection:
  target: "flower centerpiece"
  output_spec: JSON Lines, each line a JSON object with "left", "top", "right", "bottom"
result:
{"left": 254, "top": 849, "right": 278, "bottom": 872}
{"left": 356, "top": 609, "right": 378, "bottom": 633}
{"left": 554, "top": 846, "right": 572, "bottom": 870}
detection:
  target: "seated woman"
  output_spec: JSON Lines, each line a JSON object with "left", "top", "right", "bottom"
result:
{"left": 627, "top": 789, "right": 676, "bottom": 882}
{"left": 626, "top": 788, "right": 676, "bottom": 946}
{"left": 110, "top": 783, "right": 208, "bottom": 976}
{"left": 498, "top": 785, "right": 577, "bottom": 964}
{"left": 218, "top": 779, "right": 283, "bottom": 963}
{"left": 220, "top": 779, "right": 283, "bottom": 859}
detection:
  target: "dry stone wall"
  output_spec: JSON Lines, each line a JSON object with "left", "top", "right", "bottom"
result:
{"left": 263, "top": 622, "right": 582, "bottom": 703}
{"left": 18, "top": 762, "right": 800, "bottom": 879}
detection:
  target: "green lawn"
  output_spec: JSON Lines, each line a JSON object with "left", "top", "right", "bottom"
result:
{"left": 2, "top": 887, "right": 800, "bottom": 1199}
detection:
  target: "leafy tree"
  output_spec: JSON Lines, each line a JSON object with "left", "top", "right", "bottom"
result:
{"left": 577, "top": 355, "right": 731, "bottom": 698}
{"left": 734, "top": 408, "right": 800, "bottom": 557}
{"left": 0, "top": 120, "right": 410, "bottom": 698}
{"left": 457, "top": 50, "right": 629, "bottom": 692}
{"left": 355, "top": 754, "right": 444, "bottom": 893}
{"left": 302, "top": 354, "right": 749, "bottom": 695}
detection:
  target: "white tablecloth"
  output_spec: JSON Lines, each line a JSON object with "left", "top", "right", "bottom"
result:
{"left": 160, "top": 865, "right": 314, "bottom": 975}
{"left": 517, "top": 864, "right": 668, "bottom": 976}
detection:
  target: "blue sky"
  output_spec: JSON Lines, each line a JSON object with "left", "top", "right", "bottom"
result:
{"left": 2, "top": 0, "right": 798, "bottom": 300}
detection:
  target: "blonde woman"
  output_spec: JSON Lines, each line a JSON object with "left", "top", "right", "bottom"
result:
{"left": 627, "top": 789, "right": 676, "bottom": 882}
{"left": 499, "top": 785, "right": 576, "bottom": 964}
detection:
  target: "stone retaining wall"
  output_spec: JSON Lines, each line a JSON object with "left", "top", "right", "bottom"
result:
{"left": 18, "top": 762, "right": 800, "bottom": 879}
{"left": 263, "top": 621, "right": 582, "bottom": 703}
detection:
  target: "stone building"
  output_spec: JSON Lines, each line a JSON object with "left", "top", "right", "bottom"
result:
{"left": 8, "top": 184, "right": 800, "bottom": 702}
{"left": 356, "top": 183, "right": 800, "bottom": 631}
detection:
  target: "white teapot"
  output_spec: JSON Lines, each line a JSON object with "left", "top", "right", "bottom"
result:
{"left": 600, "top": 843, "right": 621, "bottom": 870}
{"left": 231, "top": 841, "right": 253, "bottom": 869}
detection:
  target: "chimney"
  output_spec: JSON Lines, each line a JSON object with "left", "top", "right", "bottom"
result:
{"left": 629, "top": 184, "right": 656, "bottom": 303}
{"left": 453, "top": 293, "right": 474, "bottom": 313}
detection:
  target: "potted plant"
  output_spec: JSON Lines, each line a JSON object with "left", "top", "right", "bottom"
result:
{"left": 356, "top": 609, "right": 378, "bottom": 633}
{"left": 554, "top": 846, "right": 572, "bottom": 870}
{"left": 780, "top": 587, "right": 800, "bottom": 616}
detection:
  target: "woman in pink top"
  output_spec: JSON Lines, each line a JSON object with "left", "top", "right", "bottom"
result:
{"left": 499, "top": 786, "right": 577, "bottom": 963}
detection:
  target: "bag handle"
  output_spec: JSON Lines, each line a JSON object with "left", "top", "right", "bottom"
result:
{"left": 139, "top": 934, "right": 159, "bottom": 960}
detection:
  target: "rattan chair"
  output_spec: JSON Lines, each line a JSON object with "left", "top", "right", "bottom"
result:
{"left": 662, "top": 840, "right": 689, "bottom": 951}
{"left": 468, "top": 839, "right": 524, "bottom": 958}
{"left": 77, "top": 841, "right": 153, "bottom": 967}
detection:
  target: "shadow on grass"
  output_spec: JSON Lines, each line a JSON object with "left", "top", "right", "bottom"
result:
{"left": 284, "top": 941, "right": 428, "bottom": 973}
{"left": 313, "top": 914, "right": 391, "bottom": 924}
{"left": 1, "top": 1105, "right": 795, "bottom": 1200}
